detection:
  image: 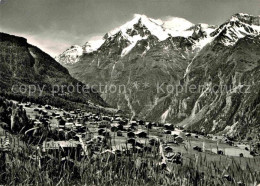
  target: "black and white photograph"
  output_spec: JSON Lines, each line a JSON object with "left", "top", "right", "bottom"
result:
{"left": 0, "top": 0, "right": 260, "bottom": 185}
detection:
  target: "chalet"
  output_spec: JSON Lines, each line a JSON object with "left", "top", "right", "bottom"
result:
{"left": 151, "top": 122, "right": 157, "bottom": 127}
{"left": 86, "top": 140, "right": 94, "bottom": 145}
{"left": 164, "top": 123, "right": 174, "bottom": 130}
{"left": 145, "top": 122, "right": 153, "bottom": 129}
{"left": 127, "top": 131, "right": 136, "bottom": 138}
{"left": 57, "top": 129, "right": 64, "bottom": 132}
{"left": 98, "top": 120, "right": 110, "bottom": 128}
{"left": 101, "top": 149, "right": 115, "bottom": 155}
{"left": 98, "top": 128, "right": 105, "bottom": 135}
{"left": 250, "top": 151, "right": 256, "bottom": 156}
{"left": 179, "top": 126, "right": 184, "bottom": 130}
{"left": 43, "top": 115, "right": 50, "bottom": 119}
{"left": 52, "top": 112, "right": 60, "bottom": 117}
{"left": 34, "top": 108, "right": 39, "bottom": 112}
{"left": 113, "top": 117, "right": 123, "bottom": 122}
{"left": 114, "top": 149, "right": 122, "bottom": 156}
{"left": 73, "top": 135, "right": 80, "bottom": 141}
{"left": 165, "top": 146, "right": 173, "bottom": 153}
{"left": 164, "top": 130, "right": 171, "bottom": 134}
{"left": 135, "top": 131, "right": 147, "bottom": 138}
{"left": 84, "top": 113, "right": 91, "bottom": 117}
{"left": 41, "top": 110, "right": 48, "bottom": 116}
{"left": 75, "top": 126, "right": 86, "bottom": 133}
{"left": 42, "top": 140, "right": 82, "bottom": 159}
{"left": 42, "top": 140, "right": 80, "bottom": 151}
{"left": 217, "top": 150, "right": 224, "bottom": 155}
{"left": 127, "top": 138, "right": 136, "bottom": 145}
{"left": 69, "top": 111, "right": 76, "bottom": 115}
{"left": 33, "top": 121, "right": 42, "bottom": 127}
{"left": 138, "top": 120, "right": 145, "bottom": 125}
{"left": 94, "top": 115, "right": 101, "bottom": 121}
{"left": 135, "top": 141, "right": 144, "bottom": 148}
{"left": 25, "top": 103, "right": 31, "bottom": 107}
{"left": 55, "top": 116, "right": 62, "bottom": 120}
{"left": 75, "top": 123, "right": 83, "bottom": 128}
{"left": 76, "top": 117, "right": 84, "bottom": 123}
{"left": 110, "top": 126, "right": 117, "bottom": 132}
{"left": 59, "top": 119, "right": 66, "bottom": 126}
{"left": 193, "top": 146, "right": 202, "bottom": 152}
{"left": 0, "top": 136, "right": 10, "bottom": 152}
{"left": 226, "top": 140, "right": 234, "bottom": 146}
{"left": 102, "top": 116, "right": 110, "bottom": 121}
{"left": 45, "top": 105, "right": 52, "bottom": 110}
{"left": 120, "top": 119, "right": 128, "bottom": 125}
{"left": 223, "top": 175, "right": 232, "bottom": 181}
{"left": 130, "top": 120, "right": 138, "bottom": 127}
{"left": 67, "top": 117, "right": 75, "bottom": 122}
{"left": 111, "top": 123, "right": 123, "bottom": 131}
{"left": 65, "top": 122, "right": 74, "bottom": 129}
{"left": 124, "top": 125, "right": 137, "bottom": 131}
{"left": 87, "top": 121, "right": 97, "bottom": 125}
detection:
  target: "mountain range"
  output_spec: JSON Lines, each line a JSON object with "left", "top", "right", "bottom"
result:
{"left": 1, "top": 13, "right": 258, "bottom": 140}
{"left": 55, "top": 13, "right": 260, "bottom": 140}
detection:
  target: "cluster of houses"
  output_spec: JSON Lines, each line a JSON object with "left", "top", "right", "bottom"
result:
{"left": 19, "top": 102, "right": 189, "bottom": 161}
{"left": 22, "top": 102, "right": 258, "bottom": 162}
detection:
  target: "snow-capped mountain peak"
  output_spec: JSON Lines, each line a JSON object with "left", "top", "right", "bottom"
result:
{"left": 56, "top": 14, "right": 217, "bottom": 64}
{"left": 57, "top": 13, "right": 260, "bottom": 65}
{"left": 210, "top": 13, "right": 260, "bottom": 46}
{"left": 108, "top": 14, "right": 170, "bottom": 41}
{"left": 82, "top": 39, "right": 105, "bottom": 53}
{"left": 55, "top": 45, "right": 83, "bottom": 65}
{"left": 106, "top": 14, "right": 199, "bottom": 56}
{"left": 162, "top": 17, "right": 194, "bottom": 31}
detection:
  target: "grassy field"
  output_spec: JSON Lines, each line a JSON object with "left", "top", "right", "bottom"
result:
{"left": 0, "top": 101, "right": 259, "bottom": 185}
{"left": 1, "top": 134, "right": 259, "bottom": 185}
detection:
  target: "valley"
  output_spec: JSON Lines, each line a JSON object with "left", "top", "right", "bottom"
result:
{"left": 0, "top": 97, "right": 259, "bottom": 185}
{"left": 56, "top": 13, "right": 260, "bottom": 141}
{"left": 0, "top": 4, "right": 260, "bottom": 184}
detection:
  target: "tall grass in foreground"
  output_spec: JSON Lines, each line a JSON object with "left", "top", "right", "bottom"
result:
{"left": 0, "top": 141, "right": 259, "bottom": 186}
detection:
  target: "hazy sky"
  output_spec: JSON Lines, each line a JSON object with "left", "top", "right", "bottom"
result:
{"left": 0, "top": 0, "right": 260, "bottom": 56}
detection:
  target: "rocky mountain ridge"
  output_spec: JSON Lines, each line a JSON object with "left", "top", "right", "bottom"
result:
{"left": 56, "top": 13, "right": 260, "bottom": 140}
{"left": 0, "top": 32, "right": 107, "bottom": 110}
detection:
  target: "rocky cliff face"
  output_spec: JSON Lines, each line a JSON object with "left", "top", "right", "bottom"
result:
{"left": 174, "top": 35, "right": 260, "bottom": 140}
{"left": 57, "top": 13, "right": 260, "bottom": 139}
{"left": 0, "top": 32, "right": 106, "bottom": 108}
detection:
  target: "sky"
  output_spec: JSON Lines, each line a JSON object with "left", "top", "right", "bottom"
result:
{"left": 0, "top": 0, "right": 260, "bottom": 57}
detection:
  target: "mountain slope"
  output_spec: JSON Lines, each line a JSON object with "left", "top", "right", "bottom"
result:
{"left": 57, "top": 14, "right": 215, "bottom": 65}
{"left": 173, "top": 34, "right": 260, "bottom": 140}
{"left": 0, "top": 32, "right": 107, "bottom": 109}
{"left": 56, "top": 14, "right": 216, "bottom": 117}
{"left": 56, "top": 13, "right": 260, "bottom": 139}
